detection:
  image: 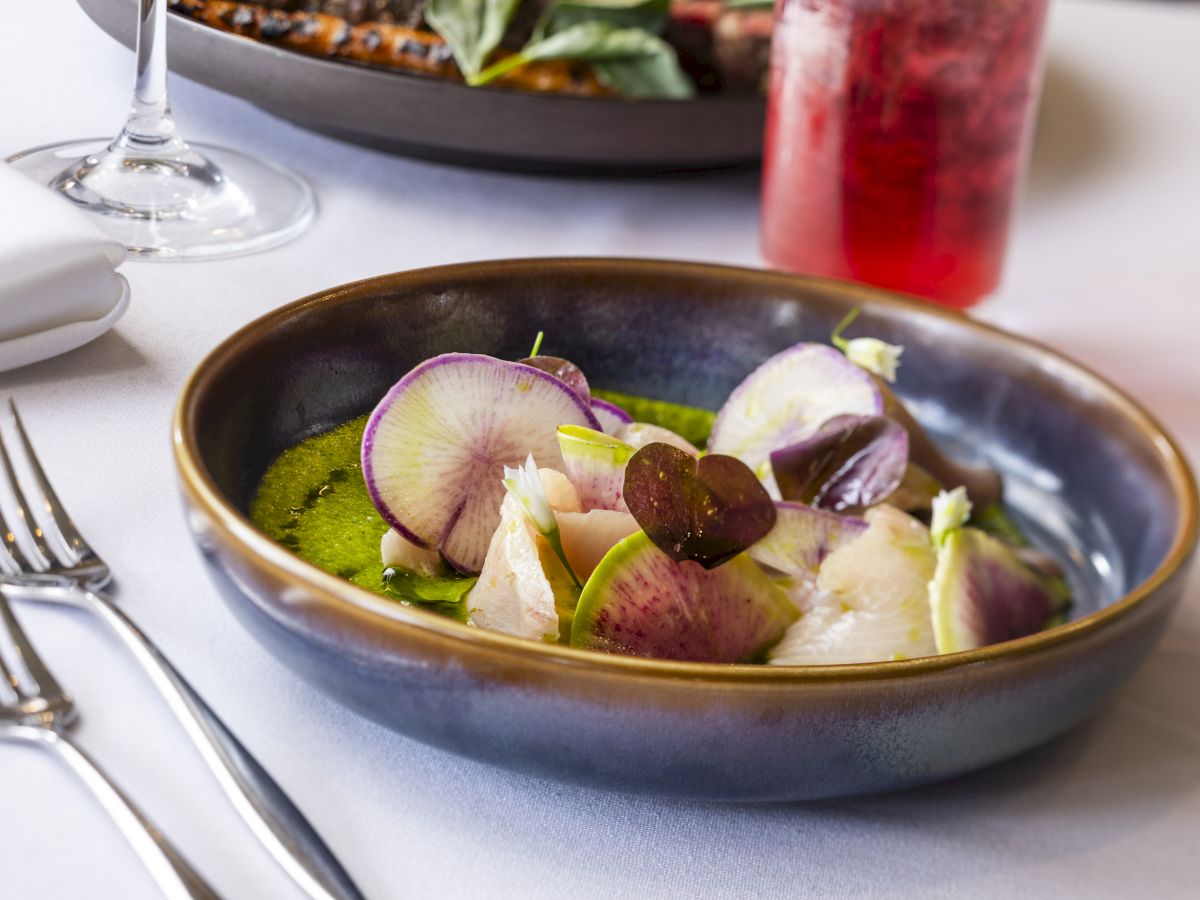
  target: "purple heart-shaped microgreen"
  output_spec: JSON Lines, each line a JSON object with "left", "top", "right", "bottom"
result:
{"left": 518, "top": 355, "right": 591, "bottom": 402}
{"left": 770, "top": 415, "right": 908, "bottom": 512}
{"left": 623, "top": 442, "right": 777, "bottom": 569}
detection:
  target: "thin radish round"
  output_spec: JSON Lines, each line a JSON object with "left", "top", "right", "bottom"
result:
{"left": 709, "top": 343, "right": 883, "bottom": 484}
{"left": 572, "top": 532, "right": 798, "bottom": 663}
{"left": 591, "top": 398, "right": 633, "bottom": 435}
{"left": 749, "top": 502, "right": 868, "bottom": 578}
{"left": 362, "top": 354, "right": 599, "bottom": 574}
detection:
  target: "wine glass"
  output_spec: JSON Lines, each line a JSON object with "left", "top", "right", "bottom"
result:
{"left": 7, "top": 0, "right": 314, "bottom": 260}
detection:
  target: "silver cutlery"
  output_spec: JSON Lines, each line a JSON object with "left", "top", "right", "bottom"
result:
{"left": 0, "top": 547, "right": 219, "bottom": 898}
{"left": 0, "top": 401, "right": 363, "bottom": 900}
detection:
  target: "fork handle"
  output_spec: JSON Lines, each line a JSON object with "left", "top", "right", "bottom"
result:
{"left": 12, "top": 725, "right": 221, "bottom": 900}
{"left": 85, "top": 593, "right": 364, "bottom": 900}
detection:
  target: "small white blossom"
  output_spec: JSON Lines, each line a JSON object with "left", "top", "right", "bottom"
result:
{"left": 843, "top": 337, "right": 904, "bottom": 383}
{"left": 502, "top": 454, "right": 556, "bottom": 535}
{"left": 931, "top": 487, "right": 973, "bottom": 546}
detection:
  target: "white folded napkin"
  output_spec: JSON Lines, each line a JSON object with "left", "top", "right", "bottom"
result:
{"left": 0, "top": 162, "right": 129, "bottom": 372}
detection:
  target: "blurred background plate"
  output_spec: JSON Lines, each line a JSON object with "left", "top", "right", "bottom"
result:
{"left": 78, "top": 0, "right": 767, "bottom": 174}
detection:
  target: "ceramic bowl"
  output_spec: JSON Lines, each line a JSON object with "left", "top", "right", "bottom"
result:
{"left": 173, "top": 259, "right": 1197, "bottom": 801}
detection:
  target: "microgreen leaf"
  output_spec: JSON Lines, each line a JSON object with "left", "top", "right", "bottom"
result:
{"left": 518, "top": 355, "right": 591, "bottom": 401}
{"left": 623, "top": 442, "right": 777, "bottom": 569}
{"left": 770, "top": 415, "right": 909, "bottom": 512}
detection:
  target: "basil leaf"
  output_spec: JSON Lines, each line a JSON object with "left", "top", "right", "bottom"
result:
{"left": 594, "top": 52, "right": 695, "bottom": 99}
{"left": 534, "top": 0, "right": 671, "bottom": 42}
{"left": 426, "top": 0, "right": 522, "bottom": 79}
{"left": 474, "top": 21, "right": 695, "bottom": 98}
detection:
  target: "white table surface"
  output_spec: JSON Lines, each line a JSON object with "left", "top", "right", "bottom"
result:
{"left": 2, "top": 1, "right": 1199, "bottom": 897}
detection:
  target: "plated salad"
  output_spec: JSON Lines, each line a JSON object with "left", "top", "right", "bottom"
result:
{"left": 169, "top": 0, "right": 773, "bottom": 98}
{"left": 252, "top": 315, "right": 1070, "bottom": 664}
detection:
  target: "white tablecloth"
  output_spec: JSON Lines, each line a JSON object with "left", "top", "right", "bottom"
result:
{"left": 2, "top": 1, "right": 1198, "bottom": 897}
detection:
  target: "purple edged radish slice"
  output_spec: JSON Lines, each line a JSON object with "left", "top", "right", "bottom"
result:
{"left": 591, "top": 398, "right": 633, "bottom": 435}
{"left": 556, "top": 425, "right": 636, "bottom": 511}
{"left": 709, "top": 343, "right": 882, "bottom": 485}
{"left": 362, "top": 353, "right": 599, "bottom": 574}
{"left": 571, "top": 532, "right": 798, "bottom": 663}
{"left": 768, "top": 506, "right": 937, "bottom": 665}
{"left": 749, "top": 502, "right": 868, "bottom": 578}
{"left": 929, "top": 489, "right": 1067, "bottom": 652}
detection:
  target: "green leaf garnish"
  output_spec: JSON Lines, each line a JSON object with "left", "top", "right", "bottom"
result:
{"left": 472, "top": 20, "right": 694, "bottom": 99}
{"left": 426, "top": 0, "right": 522, "bottom": 80}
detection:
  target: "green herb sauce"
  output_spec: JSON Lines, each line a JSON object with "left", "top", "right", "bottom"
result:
{"left": 591, "top": 389, "right": 715, "bottom": 448}
{"left": 249, "top": 394, "right": 714, "bottom": 619}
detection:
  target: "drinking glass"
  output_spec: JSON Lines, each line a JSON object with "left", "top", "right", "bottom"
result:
{"left": 7, "top": 0, "right": 314, "bottom": 260}
{"left": 761, "top": 0, "right": 1050, "bottom": 309}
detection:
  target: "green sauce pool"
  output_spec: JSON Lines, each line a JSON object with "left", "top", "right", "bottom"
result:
{"left": 249, "top": 394, "right": 716, "bottom": 620}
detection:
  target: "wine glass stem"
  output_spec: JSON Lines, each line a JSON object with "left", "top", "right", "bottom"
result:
{"left": 118, "top": 0, "right": 180, "bottom": 151}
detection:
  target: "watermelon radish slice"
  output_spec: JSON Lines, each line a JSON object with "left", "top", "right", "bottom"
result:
{"left": 362, "top": 353, "right": 599, "bottom": 574}
{"left": 768, "top": 506, "right": 937, "bottom": 665}
{"left": 591, "top": 398, "right": 633, "bottom": 435}
{"left": 556, "top": 425, "right": 636, "bottom": 511}
{"left": 571, "top": 532, "right": 798, "bottom": 662}
{"left": 617, "top": 421, "right": 699, "bottom": 456}
{"left": 709, "top": 343, "right": 883, "bottom": 485}
{"left": 556, "top": 508, "right": 640, "bottom": 581}
{"left": 749, "top": 502, "right": 868, "bottom": 578}
{"left": 930, "top": 526, "right": 1067, "bottom": 653}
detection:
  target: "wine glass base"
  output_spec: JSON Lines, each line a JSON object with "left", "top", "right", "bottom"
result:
{"left": 6, "top": 138, "right": 315, "bottom": 261}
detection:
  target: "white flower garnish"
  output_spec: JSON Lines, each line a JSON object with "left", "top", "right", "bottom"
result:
{"left": 502, "top": 454, "right": 556, "bottom": 534}
{"left": 830, "top": 308, "right": 904, "bottom": 383}
{"left": 842, "top": 337, "right": 904, "bottom": 383}
{"left": 931, "top": 486, "right": 973, "bottom": 547}
{"left": 501, "top": 454, "right": 580, "bottom": 588}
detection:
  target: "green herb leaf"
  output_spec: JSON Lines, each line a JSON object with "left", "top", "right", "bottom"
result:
{"left": 724, "top": 0, "right": 774, "bottom": 9}
{"left": 473, "top": 21, "right": 695, "bottom": 98}
{"left": 593, "top": 52, "right": 694, "bottom": 99}
{"left": 426, "top": 0, "right": 522, "bottom": 80}
{"left": 534, "top": 0, "right": 671, "bottom": 42}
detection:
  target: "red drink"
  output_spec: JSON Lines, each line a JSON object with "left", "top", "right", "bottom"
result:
{"left": 761, "top": 0, "right": 1050, "bottom": 308}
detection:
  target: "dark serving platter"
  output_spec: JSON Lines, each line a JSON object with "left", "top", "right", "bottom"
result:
{"left": 78, "top": 0, "right": 767, "bottom": 174}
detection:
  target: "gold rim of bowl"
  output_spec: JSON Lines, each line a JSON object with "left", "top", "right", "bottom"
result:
{"left": 173, "top": 259, "right": 1200, "bottom": 684}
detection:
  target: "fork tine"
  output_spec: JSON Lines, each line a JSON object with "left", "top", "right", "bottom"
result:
{"left": 0, "top": 462, "right": 37, "bottom": 579}
{"left": 0, "top": 413, "right": 54, "bottom": 572}
{"left": 5, "top": 401, "right": 88, "bottom": 566}
{"left": 0, "top": 586, "right": 66, "bottom": 707}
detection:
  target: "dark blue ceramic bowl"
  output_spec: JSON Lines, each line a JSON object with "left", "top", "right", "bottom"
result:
{"left": 173, "top": 259, "right": 1197, "bottom": 800}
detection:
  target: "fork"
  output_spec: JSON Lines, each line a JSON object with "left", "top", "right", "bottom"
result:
{"left": 0, "top": 401, "right": 364, "bottom": 900}
{"left": 0, "top": 566, "right": 220, "bottom": 897}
